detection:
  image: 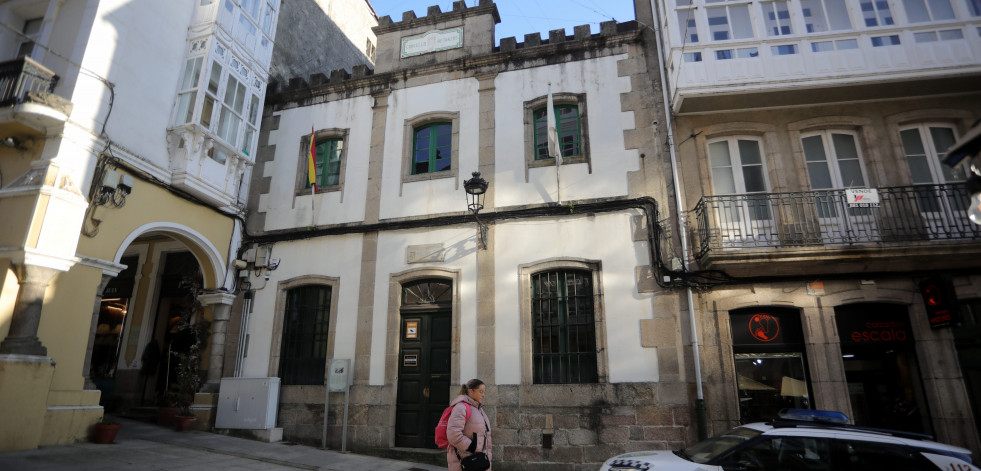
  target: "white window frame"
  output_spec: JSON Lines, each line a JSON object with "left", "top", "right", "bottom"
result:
{"left": 801, "top": 130, "right": 869, "bottom": 190}
{"left": 899, "top": 123, "right": 965, "bottom": 184}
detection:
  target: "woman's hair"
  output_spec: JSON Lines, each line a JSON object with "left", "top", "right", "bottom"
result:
{"left": 459, "top": 378, "right": 484, "bottom": 395}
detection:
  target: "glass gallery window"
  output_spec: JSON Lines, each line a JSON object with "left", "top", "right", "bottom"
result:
{"left": 730, "top": 307, "right": 810, "bottom": 423}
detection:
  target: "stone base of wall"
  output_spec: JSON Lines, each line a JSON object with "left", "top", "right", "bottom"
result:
{"left": 278, "top": 381, "right": 693, "bottom": 470}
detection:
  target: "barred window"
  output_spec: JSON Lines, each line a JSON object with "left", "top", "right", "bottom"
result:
{"left": 531, "top": 270, "right": 597, "bottom": 384}
{"left": 279, "top": 285, "right": 331, "bottom": 385}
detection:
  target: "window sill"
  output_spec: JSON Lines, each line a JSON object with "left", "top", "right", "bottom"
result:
{"left": 528, "top": 156, "right": 589, "bottom": 168}
{"left": 295, "top": 185, "right": 341, "bottom": 196}
{"left": 403, "top": 170, "right": 455, "bottom": 183}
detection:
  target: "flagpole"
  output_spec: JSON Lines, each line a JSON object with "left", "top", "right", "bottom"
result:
{"left": 546, "top": 83, "right": 561, "bottom": 204}
{"left": 308, "top": 126, "right": 318, "bottom": 228}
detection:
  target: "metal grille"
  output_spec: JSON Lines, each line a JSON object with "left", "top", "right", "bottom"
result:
{"left": 279, "top": 285, "right": 331, "bottom": 385}
{"left": 691, "top": 184, "right": 981, "bottom": 257}
{"left": 0, "top": 57, "right": 58, "bottom": 107}
{"left": 531, "top": 270, "right": 597, "bottom": 384}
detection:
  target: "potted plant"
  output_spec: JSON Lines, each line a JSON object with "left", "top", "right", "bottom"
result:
{"left": 167, "top": 276, "right": 211, "bottom": 432}
{"left": 93, "top": 415, "right": 121, "bottom": 444}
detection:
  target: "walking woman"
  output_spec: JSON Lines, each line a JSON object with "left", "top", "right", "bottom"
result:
{"left": 446, "top": 378, "right": 492, "bottom": 471}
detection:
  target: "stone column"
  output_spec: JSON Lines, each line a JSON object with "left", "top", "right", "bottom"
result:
{"left": 82, "top": 274, "right": 115, "bottom": 389}
{"left": 199, "top": 292, "right": 236, "bottom": 392}
{"left": 0, "top": 264, "right": 62, "bottom": 356}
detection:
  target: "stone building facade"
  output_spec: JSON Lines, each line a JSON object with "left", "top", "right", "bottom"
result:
{"left": 239, "top": 1, "right": 689, "bottom": 468}
{"left": 637, "top": 0, "right": 981, "bottom": 455}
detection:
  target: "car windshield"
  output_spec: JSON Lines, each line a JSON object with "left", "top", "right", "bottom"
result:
{"left": 680, "top": 427, "right": 762, "bottom": 464}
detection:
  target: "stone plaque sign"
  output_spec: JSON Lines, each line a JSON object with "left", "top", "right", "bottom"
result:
{"left": 407, "top": 244, "right": 445, "bottom": 264}
{"left": 401, "top": 27, "right": 463, "bottom": 58}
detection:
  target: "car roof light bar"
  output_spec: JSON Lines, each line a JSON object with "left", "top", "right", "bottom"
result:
{"left": 777, "top": 408, "right": 849, "bottom": 424}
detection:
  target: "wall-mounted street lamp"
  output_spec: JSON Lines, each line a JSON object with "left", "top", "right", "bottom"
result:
{"left": 464, "top": 171, "right": 489, "bottom": 249}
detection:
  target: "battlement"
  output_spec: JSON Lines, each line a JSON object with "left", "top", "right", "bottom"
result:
{"left": 267, "top": 7, "right": 640, "bottom": 99}
{"left": 374, "top": 0, "right": 501, "bottom": 33}
{"left": 497, "top": 21, "right": 638, "bottom": 52}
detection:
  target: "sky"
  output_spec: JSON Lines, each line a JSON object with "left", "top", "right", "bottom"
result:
{"left": 368, "top": 0, "right": 638, "bottom": 44}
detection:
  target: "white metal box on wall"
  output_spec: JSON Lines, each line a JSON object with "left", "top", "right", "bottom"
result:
{"left": 215, "top": 377, "right": 280, "bottom": 429}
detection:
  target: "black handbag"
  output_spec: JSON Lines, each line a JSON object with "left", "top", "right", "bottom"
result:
{"left": 460, "top": 451, "right": 490, "bottom": 471}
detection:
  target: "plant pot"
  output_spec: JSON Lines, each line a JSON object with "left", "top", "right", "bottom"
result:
{"left": 175, "top": 415, "right": 197, "bottom": 432}
{"left": 93, "top": 423, "right": 121, "bottom": 444}
{"left": 157, "top": 407, "right": 180, "bottom": 427}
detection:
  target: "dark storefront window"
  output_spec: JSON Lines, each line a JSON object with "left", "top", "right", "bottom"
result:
{"left": 835, "top": 303, "right": 931, "bottom": 434}
{"left": 730, "top": 307, "right": 811, "bottom": 423}
{"left": 954, "top": 299, "right": 981, "bottom": 439}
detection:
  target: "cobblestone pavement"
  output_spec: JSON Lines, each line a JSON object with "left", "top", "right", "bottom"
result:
{"left": 0, "top": 418, "right": 446, "bottom": 471}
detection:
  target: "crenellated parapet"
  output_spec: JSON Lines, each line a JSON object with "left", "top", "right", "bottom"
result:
{"left": 374, "top": 0, "right": 500, "bottom": 33}
{"left": 267, "top": 18, "right": 641, "bottom": 103}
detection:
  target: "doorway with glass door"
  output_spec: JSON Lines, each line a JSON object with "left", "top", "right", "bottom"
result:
{"left": 395, "top": 280, "right": 452, "bottom": 448}
{"left": 835, "top": 303, "right": 932, "bottom": 434}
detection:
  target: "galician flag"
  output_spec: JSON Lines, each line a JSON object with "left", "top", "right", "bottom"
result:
{"left": 307, "top": 126, "right": 317, "bottom": 193}
{"left": 546, "top": 85, "right": 560, "bottom": 165}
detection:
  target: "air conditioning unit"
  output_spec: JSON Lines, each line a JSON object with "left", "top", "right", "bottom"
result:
{"left": 215, "top": 377, "right": 280, "bottom": 430}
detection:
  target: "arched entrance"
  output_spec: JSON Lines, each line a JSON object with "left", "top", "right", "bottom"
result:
{"left": 93, "top": 224, "right": 226, "bottom": 411}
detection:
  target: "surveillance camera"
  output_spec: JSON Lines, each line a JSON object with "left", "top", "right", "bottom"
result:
{"left": 117, "top": 175, "right": 134, "bottom": 195}
{"left": 264, "top": 274, "right": 270, "bottom": 281}
{"left": 232, "top": 259, "right": 248, "bottom": 269}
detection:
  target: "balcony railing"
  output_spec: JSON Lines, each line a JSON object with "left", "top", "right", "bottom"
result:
{"left": 0, "top": 57, "right": 59, "bottom": 107}
{"left": 691, "top": 184, "right": 981, "bottom": 258}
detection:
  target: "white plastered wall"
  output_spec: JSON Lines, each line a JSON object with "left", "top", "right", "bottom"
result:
{"left": 241, "top": 233, "right": 364, "bottom": 377}
{"left": 262, "top": 95, "right": 374, "bottom": 230}
{"left": 494, "top": 211, "right": 658, "bottom": 385}
{"left": 494, "top": 53, "right": 638, "bottom": 206}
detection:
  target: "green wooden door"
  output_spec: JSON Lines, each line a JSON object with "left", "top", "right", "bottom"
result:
{"left": 395, "top": 310, "right": 451, "bottom": 448}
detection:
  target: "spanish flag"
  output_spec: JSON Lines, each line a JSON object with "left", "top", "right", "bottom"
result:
{"left": 307, "top": 126, "right": 317, "bottom": 193}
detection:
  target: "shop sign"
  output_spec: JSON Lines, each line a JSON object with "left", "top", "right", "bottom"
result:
{"left": 837, "top": 315, "right": 913, "bottom": 346}
{"left": 731, "top": 308, "right": 803, "bottom": 349}
{"left": 919, "top": 276, "right": 959, "bottom": 330}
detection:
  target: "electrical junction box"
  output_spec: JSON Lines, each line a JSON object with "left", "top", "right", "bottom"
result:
{"left": 215, "top": 377, "right": 280, "bottom": 429}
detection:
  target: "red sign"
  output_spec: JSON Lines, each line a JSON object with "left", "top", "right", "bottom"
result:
{"left": 920, "top": 276, "right": 959, "bottom": 329}
{"left": 847, "top": 321, "right": 909, "bottom": 343}
{"left": 748, "top": 313, "right": 780, "bottom": 342}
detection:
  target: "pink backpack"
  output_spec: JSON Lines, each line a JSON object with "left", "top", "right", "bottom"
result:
{"left": 434, "top": 402, "right": 471, "bottom": 449}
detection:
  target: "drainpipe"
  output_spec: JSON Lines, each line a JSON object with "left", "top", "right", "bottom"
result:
{"left": 648, "top": 0, "right": 708, "bottom": 440}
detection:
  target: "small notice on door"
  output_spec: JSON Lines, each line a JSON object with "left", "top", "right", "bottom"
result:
{"left": 405, "top": 321, "right": 419, "bottom": 339}
{"left": 403, "top": 354, "right": 418, "bottom": 367}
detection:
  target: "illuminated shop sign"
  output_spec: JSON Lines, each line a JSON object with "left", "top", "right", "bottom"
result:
{"left": 836, "top": 312, "right": 914, "bottom": 347}
{"left": 919, "top": 276, "right": 959, "bottom": 330}
{"left": 731, "top": 307, "right": 803, "bottom": 350}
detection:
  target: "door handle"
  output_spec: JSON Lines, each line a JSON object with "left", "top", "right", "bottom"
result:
{"left": 423, "top": 387, "right": 430, "bottom": 398}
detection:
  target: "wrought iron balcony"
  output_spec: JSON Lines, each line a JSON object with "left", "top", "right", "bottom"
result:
{"left": 0, "top": 57, "right": 59, "bottom": 107}
{"left": 691, "top": 184, "right": 981, "bottom": 259}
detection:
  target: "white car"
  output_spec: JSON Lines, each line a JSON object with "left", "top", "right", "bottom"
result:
{"left": 600, "top": 410, "right": 978, "bottom": 471}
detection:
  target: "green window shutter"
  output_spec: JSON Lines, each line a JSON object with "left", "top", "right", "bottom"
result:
{"left": 531, "top": 269, "right": 597, "bottom": 384}
{"left": 412, "top": 123, "right": 452, "bottom": 174}
{"left": 308, "top": 138, "right": 343, "bottom": 188}
{"left": 532, "top": 104, "right": 581, "bottom": 161}
{"left": 279, "top": 285, "right": 331, "bottom": 385}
